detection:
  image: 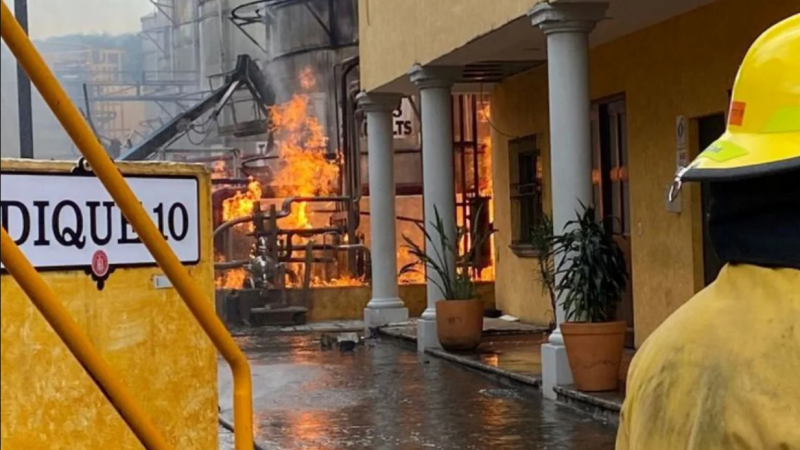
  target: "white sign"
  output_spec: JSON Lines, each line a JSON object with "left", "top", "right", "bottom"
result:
{"left": 392, "top": 98, "right": 417, "bottom": 139}
{"left": 0, "top": 172, "right": 200, "bottom": 271}
{"left": 359, "top": 97, "right": 419, "bottom": 141}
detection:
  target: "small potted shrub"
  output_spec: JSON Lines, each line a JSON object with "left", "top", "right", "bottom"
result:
{"left": 400, "top": 206, "right": 493, "bottom": 351}
{"left": 550, "top": 204, "right": 628, "bottom": 391}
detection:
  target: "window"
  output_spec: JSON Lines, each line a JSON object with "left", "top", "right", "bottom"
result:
{"left": 591, "top": 98, "right": 630, "bottom": 235}
{"left": 509, "top": 135, "right": 544, "bottom": 256}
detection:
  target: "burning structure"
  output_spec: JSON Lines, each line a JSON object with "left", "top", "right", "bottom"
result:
{"left": 117, "top": 0, "right": 494, "bottom": 325}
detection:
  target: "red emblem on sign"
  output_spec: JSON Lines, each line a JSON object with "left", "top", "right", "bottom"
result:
{"left": 91, "top": 250, "right": 109, "bottom": 278}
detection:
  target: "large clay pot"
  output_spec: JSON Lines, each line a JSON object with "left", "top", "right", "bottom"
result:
{"left": 435, "top": 299, "right": 484, "bottom": 351}
{"left": 562, "top": 321, "right": 626, "bottom": 392}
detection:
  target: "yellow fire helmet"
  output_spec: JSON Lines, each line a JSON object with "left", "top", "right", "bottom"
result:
{"left": 679, "top": 13, "right": 800, "bottom": 183}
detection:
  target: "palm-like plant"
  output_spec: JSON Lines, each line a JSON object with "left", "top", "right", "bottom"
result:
{"left": 549, "top": 204, "right": 628, "bottom": 322}
{"left": 399, "top": 205, "right": 494, "bottom": 300}
{"left": 529, "top": 214, "right": 556, "bottom": 330}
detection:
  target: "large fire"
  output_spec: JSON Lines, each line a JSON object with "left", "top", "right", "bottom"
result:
{"left": 216, "top": 67, "right": 355, "bottom": 289}
{"left": 215, "top": 87, "right": 496, "bottom": 290}
{"left": 270, "top": 94, "right": 339, "bottom": 231}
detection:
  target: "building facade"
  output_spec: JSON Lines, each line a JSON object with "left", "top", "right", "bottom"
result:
{"left": 355, "top": 0, "right": 799, "bottom": 397}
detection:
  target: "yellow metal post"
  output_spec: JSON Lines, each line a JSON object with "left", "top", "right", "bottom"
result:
{"left": 0, "top": 3, "right": 255, "bottom": 450}
{"left": 0, "top": 228, "right": 174, "bottom": 450}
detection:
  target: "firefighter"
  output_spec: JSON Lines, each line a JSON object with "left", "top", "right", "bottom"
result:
{"left": 616, "top": 14, "right": 800, "bottom": 450}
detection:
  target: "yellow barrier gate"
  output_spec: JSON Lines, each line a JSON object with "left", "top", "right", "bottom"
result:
{"left": 0, "top": 2, "right": 254, "bottom": 450}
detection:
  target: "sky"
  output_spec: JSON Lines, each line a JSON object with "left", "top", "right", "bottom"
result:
{"left": 9, "top": 0, "right": 153, "bottom": 39}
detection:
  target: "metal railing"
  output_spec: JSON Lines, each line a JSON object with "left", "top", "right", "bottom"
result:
{"left": 0, "top": 2, "right": 254, "bottom": 449}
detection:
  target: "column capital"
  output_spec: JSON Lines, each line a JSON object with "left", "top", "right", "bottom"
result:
{"left": 528, "top": 1, "right": 608, "bottom": 35}
{"left": 356, "top": 91, "right": 403, "bottom": 113}
{"left": 409, "top": 64, "right": 461, "bottom": 90}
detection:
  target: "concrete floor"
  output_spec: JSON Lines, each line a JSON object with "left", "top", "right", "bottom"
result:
{"left": 219, "top": 332, "right": 617, "bottom": 450}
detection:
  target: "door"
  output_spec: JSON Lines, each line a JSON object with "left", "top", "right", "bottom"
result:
{"left": 697, "top": 113, "right": 727, "bottom": 285}
{"left": 591, "top": 97, "right": 634, "bottom": 348}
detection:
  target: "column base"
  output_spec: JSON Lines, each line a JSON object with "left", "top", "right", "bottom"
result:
{"left": 364, "top": 305, "right": 408, "bottom": 336}
{"left": 416, "top": 318, "right": 441, "bottom": 352}
{"left": 541, "top": 343, "right": 574, "bottom": 400}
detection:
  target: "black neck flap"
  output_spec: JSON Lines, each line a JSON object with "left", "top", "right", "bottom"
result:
{"left": 708, "top": 168, "right": 800, "bottom": 270}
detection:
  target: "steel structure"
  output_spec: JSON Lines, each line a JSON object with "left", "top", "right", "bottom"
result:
{"left": 118, "top": 54, "right": 275, "bottom": 161}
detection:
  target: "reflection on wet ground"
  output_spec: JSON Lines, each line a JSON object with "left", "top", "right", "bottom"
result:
{"left": 463, "top": 334, "right": 546, "bottom": 378}
{"left": 219, "top": 333, "right": 617, "bottom": 450}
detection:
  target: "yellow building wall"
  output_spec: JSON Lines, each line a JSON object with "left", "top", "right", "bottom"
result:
{"left": 0, "top": 160, "right": 218, "bottom": 449}
{"left": 491, "top": 0, "right": 798, "bottom": 345}
{"left": 491, "top": 66, "right": 554, "bottom": 327}
{"left": 358, "top": 0, "right": 541, "bottom": 91}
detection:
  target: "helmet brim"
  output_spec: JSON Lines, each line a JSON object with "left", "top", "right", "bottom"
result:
{"left": 682, "top": 131, "right": 800, "bottom": 182}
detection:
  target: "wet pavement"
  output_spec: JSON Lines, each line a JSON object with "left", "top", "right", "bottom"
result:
{"left": 219, "top": 333, "right": 617, "bottom": 450}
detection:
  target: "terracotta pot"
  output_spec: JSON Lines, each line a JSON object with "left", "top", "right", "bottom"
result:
{"left": 561, "top": 321, "right": 626, "bottom": 392}
{"left": 435, "top": 299, "right": 484, "bottom": 351}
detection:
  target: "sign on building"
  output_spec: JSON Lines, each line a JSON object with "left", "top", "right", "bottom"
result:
{"left": 0, "top": 169, "right": 200, "bottom": 288}
{"left": 392, "top": 97, "right": 417, "bottom": 139}
{"left": 359, "top": 96, "right": 420, "bottom": 149}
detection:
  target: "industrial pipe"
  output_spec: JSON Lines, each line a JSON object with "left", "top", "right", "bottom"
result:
{"left": 213, "top": 195, "right": 353, "bottom": 240}
{"left": 215, "top": 260, "right": 250, "bottom": 270}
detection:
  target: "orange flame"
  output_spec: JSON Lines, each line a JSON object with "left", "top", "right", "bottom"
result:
{"left": 222, "top": 177, "right": 263, "bottom": 233}
{"left": 216, "top": 268, "right": 246, "bottom": 290}
{"left": 269, "top": 94, "right": 338, "bottom": 233}
{"left": 268, "top": 68, "right": 355, "bottom": 287}
{"left": 475, "top": 99, "right": 495, "bottom": 282}
{"left": 312, "top": 275, "right": 366, "bottom": 287}
{"left": 214, "top": 254, "right": 248, "bottom": 289}
{"left": 214, "top": 66, "right": 353, "bottom": 290}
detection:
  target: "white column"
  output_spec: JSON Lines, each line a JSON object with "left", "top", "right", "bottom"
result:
{"left": 357, "top": 92, "right": 409, "bottom": 332}
{"left": 409, "top": 65, "right": 460, "bottom": 351}
{"left": 529, "top": 1, "right": 608, "bottom": 399}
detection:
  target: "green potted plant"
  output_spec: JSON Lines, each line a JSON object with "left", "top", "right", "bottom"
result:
{"left": 549, "top": 204, "right": 628, "bottom": 391}
{"left": 529, "top": 214, "right": 557, "bottom": 332}
{"left": 400, "top": 206, "right": 493, "bottom": 351}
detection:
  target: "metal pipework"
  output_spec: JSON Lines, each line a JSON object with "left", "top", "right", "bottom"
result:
{"left": 279, "top": 226, "right": 342, "bottom": 236}
{"left": 280, "top": 195, "right": 351, "bottom": 211}
{"left": 213, "top": 195, "right": 354, "bottom": 240}
{"left": 214, "top": 213, "right": 272, "bottom": 239}
{"left": 215, "top": 260, "right": 250, "bottom": 270}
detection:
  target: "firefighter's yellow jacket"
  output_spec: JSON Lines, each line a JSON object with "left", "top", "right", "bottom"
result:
{"left": 616, "top": 263, "right": 800, "bottom": 450}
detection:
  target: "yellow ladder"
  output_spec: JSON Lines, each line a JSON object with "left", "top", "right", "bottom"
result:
{"left": 0, "top": 2, "right": 254, "bottom": 449}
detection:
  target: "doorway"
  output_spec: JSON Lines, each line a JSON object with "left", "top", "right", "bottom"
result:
{"left": 591, "top": 96, "right": 634, "bottom": 348}
{"left": 697, "top": 113, "right": 727, "bottom": 285}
